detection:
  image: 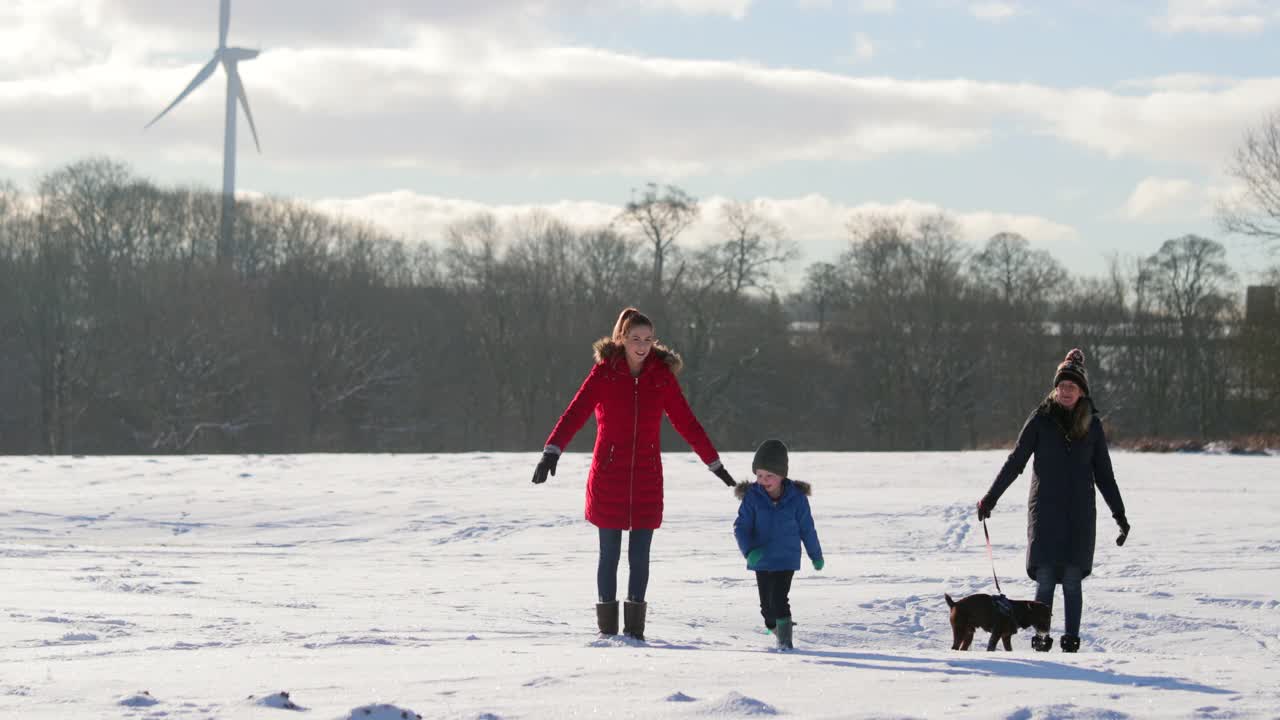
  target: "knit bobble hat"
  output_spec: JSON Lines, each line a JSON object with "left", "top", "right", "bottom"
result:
{"left": 1053, "top": 348, "right": 1089, "bottom": 395}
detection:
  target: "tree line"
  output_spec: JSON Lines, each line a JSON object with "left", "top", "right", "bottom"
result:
{"left": 0, "top": 158, "right": 1276, "bottom": 455}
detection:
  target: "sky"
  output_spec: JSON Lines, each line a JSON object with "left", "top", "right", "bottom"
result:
{"left": 2, "top": 0, "right": 1279, "bottom": 285}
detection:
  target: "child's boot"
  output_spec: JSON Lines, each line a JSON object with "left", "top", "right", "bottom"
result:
{"left": 623, "top": 600, "right": 646, "bottom": 641}
{"left": 774, "top": 617, "right": 794, "bottom": 650}
{"left": 596, "top": 601, "right": 619, "bottom": 636}
{"left": 1060, "top": 634, "right": 1080, "bottom": 653}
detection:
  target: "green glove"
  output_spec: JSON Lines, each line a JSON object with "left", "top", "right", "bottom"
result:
{"left": 746, "top": 548, "right": 763, "bottom": 568}
{"left": 812, "top": 557, "right": 824, "bottom": 571}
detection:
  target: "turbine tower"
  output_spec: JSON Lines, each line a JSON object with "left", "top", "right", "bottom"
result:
{"left": 146, "top": 0, "right": 261, "bottom": 266}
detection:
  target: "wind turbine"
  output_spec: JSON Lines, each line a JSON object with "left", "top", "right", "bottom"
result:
{"left": 146, "top": 0, "right": 261, "bottom": 266}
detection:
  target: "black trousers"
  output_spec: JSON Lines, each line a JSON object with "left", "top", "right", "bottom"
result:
{"left": 755, "top": 570, "right": 795, "bottom": 629}
{"left": 1035, "top": 564, "right": 1083, "bottom": 636}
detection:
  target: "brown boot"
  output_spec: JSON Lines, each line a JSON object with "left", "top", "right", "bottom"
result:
{"left": 596, "top": 601, "right": 619, "bottom": 636}
{"left": 623, "top": 600, "right": 647, "bottom": 641}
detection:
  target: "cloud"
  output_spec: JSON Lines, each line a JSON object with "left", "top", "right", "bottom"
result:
{"left": 1, "top": 2, "right": 1278, "bottom": 186}
{"left": 1152, "top": 0, "right": 1273, "bottom": 34}
{"left": 1116, "top": 73, "right": 1239, "bottom": 92}
{"left": 858, "top": 0, "right": 898, "bottom": 13}
{"left": 851, "top": 32, "right": 876, "bottom": 62}
{"left": 967, "top": 2, "right": 1018, "bottom": 21}
{"left": 1120, "top": 177, "right": 1202, "bottom": 221}
{"left": 968, "top": 2, "right": 1022, "bottom": 21}
{"left": 0, "top": 146, "right": 41, "bottom": 169}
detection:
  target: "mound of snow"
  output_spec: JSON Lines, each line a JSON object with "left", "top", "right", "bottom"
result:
{"left": 701, "top": 692, "right": 778, "bottom": 715}
{"left": 665, "top": 691, "right": 698, "bottom": 702}
{"left": 588, "top": 635, "right": 646, "bottom": 648}
{"left": 336, "top": 703, "right": 422, "bottom": 720}
{"left": 60, "top": 632, "right": 98, "bottom": 642}
{"left": 118, "top": 691, "right": 158, "bottom": 707}
{"left": 248, "top": 690, "right": 306, "bottom": 711}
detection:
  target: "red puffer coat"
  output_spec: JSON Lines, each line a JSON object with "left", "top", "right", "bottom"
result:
{"left": 545, "top": 338, "right": 722, "bottom": 530}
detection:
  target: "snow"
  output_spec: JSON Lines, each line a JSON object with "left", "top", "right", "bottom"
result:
{"left": 0, "top": 451, "right": 1277, "bottom": 719}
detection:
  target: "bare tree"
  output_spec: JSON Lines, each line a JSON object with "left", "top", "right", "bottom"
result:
{"left": 577, "top": 227, "right": 642, "bottom": 306}
{"left": 1144, "top": 235, "right": 1236, "bottom": 337}
{"left": 617, "top": 183, "right": 698, "bottom": 304}
{"left": 1219, "top": 110, "right": 1280, "bottom": 248}
{"left": 971, "top": 231, "right": 1067, "bottom": 310}
{"left": 1142, "top": 235, "right": 1237, "bottom": 437}
{"left": 800, "top": 261, "right": 844, "bottom": 332}
{"left": 717, "top": 200, "right": 799, "bottom": 296}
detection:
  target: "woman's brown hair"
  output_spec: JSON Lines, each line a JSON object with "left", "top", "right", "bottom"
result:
{"left": 612, "top": 307, "right": 654, "bottom": 344}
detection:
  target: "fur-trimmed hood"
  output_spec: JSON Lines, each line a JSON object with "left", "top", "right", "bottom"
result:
{"left": 592, "top": 336, "right": 684, "bottom": 374}
{"left": 1036, "top": 394, "right": 1095, "bottom": 441}
{"left": 734, "top": 479, "right": 811, "bottom": 500}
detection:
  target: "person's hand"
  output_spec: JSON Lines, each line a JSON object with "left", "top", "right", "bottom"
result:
{"left": 713, "top": 466, "right": 736, "bottom": 488}
{"left": 812, "top": 557, "right": 824, "bottom": 571}
{"left": 977, "top": 496, "right": 994, "bottom": 521}
{"left": 746, "top": 548, "right": 763, "bottom": 568}
{"left": 531, "top": 452, "right": 559, "bottom": 484}
{"left": 1116, "top": 516, "right": 1130, "bottom": 546}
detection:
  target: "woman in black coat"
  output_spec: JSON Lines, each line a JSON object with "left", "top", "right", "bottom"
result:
{"left": 977, "top": 349, "right": 1130, "bottom": 653}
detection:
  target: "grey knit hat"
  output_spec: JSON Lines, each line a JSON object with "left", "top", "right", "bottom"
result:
{"left": 751, "top": 439, "right": 789, "bottom": 478}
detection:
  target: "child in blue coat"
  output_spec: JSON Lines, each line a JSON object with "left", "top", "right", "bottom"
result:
{"left": 733, "top": 439, "right": 823, "bottom": 650}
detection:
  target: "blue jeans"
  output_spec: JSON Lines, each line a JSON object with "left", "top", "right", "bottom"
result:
{"left": 1035, "top": 564, "right": 1083, "bottom": 636}
{"left": 597, "top": 528, "right": 654, "bottom": 603}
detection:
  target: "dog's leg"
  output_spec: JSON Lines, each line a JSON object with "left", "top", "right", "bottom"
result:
{"left": 960, "top": 629, "right": 973, "bottom": 651}
{"left": 1002, "top": 633, "right": 1012, "bottom": 651}
{"left": 986, "top": 631, "right": 999, "bottom": 651}
{"left": 951, "top": 623, "right": 962, "bottom": 651}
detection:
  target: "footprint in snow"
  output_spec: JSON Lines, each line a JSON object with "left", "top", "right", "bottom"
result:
{"left": 246, "top": 690, "right": 306, "bottom": 711}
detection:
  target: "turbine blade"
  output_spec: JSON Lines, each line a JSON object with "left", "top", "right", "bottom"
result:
{"left": 219, "top": 0, "right": 231, "bottom": 48}
{"left": 233, "top": 68, "right": 262, "bottom": 153}
{"left": 145, "top": 55, "right": 220, "bottom": 128}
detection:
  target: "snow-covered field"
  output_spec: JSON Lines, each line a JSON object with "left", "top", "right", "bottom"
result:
{"left": 1, "top": 451, "right": 1277, "bottom": 719}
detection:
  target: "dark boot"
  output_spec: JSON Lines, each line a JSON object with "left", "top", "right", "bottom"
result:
{"left": 774, "top": 617, "right": 794, "bottom": 650}
{"left": 623, "top": 600, "right": 646, "bottom": 641}
{"left": 1060, "top": 634, "right": 1080, "bottom": 653}
{"left": 596, "top": 601, "right": 619, "bottom": 636}
{"left": 1031, "top": 634, "right": 1054, "bottom": 652}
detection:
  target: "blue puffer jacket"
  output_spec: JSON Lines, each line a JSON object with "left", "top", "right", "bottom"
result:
{"left": 733, "top": 479, "right": 823, "bottom": 571}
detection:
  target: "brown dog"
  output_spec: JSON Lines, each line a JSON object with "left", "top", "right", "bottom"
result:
{"left": 945, "top": 593, "right": 1051, "bottom": 651}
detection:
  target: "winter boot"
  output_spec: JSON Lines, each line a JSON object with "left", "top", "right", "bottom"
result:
{"left": 623, "top": 600, "right": 647, "bottom": 641}
{"left": 774, "top": 617, "right": 794, "bottom": 650}
{"left": 1031, "top": 634, "right": 1054, "bottom": 652}
{"left": 1060, "top": 634, "right": 1080, "bottom": 653}
{"left": 596, "top": 601, "right": 619, "bottom": 636}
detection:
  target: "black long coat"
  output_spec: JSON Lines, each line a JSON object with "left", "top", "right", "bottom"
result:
{"left": 985, "top": 398, "right": 1126, "bottom": 580}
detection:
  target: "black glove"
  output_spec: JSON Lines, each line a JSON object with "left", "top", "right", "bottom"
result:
{"left": 531, "top": 451, "right": 559, "bottom": 484}
{"left": 1115, "top": 516, "right": 1130, "bottom": 546}
{"left": 713, "top": 465, "right": 736, "bottom": 488}
{"left": 977, "top": 496, "right": 994, "bottom": 521}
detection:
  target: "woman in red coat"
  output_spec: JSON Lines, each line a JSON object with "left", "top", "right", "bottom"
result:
{"left": 532, "top": 307, "right": 736, "bottom": 641}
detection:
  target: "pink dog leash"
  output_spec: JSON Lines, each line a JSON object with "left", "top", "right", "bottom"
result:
{"left": 982, "top": 519, "right": 1005, "bottom": 597}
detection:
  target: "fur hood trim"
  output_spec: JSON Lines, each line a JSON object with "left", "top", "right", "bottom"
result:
{"left": 592, "top": 336, "right": 683, "bottom": 374}
{"left": 734, "top": 479, "right": 811, "bottom": 500}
